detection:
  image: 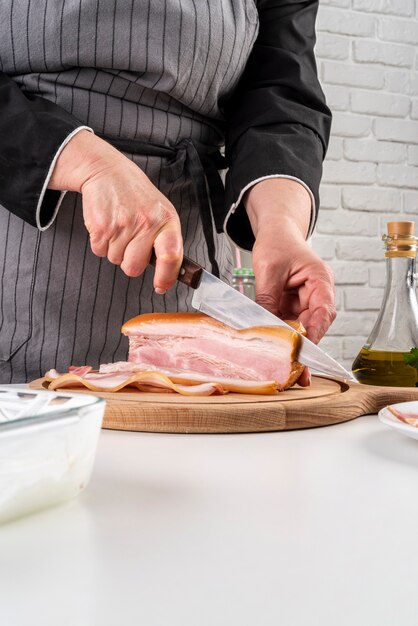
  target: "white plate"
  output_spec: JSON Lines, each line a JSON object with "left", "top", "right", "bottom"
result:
{"left": 378, "top": 401, "right": 418, "bottom": 441}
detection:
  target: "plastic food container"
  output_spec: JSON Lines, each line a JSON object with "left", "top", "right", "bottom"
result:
{"left": 0, "top": 386, "right": 105, "bottom": 524}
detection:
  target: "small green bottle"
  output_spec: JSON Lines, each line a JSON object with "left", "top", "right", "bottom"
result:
{"left": 232, "top": 267, "right": 256, "bottom": 301}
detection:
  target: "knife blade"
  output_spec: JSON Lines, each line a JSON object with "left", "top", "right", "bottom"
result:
{"left": 151, "top": 253, "right": 357, "bottom": 382}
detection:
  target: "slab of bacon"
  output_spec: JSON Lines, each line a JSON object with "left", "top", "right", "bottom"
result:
{"left": 387, "top": 405, "right": 418, "bottom": 427}
{"left": 44, "top": 312, "right": 305, "bottom": 396}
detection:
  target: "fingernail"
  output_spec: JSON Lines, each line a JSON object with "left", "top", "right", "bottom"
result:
{"left": 155, "top": 288, "right": 166, "bottom": 295}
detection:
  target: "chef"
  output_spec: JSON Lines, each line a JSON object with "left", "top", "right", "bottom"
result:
{"left": 0, "top": 0, "right": 335, "bottom": 384}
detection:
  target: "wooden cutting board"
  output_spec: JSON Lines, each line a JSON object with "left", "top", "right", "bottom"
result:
{"left": 29, "top": 376, "right": 418, "bottom": 433}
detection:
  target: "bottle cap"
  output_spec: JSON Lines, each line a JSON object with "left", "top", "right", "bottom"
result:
{"left": 384, "top": 221, "right": 417, "bottom": 258}
{"left": 232, "top": 267, "right": 255, "bottom": 277}
{"left": 387, "top": 221, "right": 415, "bottom": 236}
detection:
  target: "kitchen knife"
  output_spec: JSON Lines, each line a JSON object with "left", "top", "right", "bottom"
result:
{"left": 151, "top": 253, "right": 357, "bottom": 382}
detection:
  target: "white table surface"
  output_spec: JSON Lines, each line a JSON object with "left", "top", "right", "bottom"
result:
{"left": 1, "top": 415, "right": 418, "bottom": 626}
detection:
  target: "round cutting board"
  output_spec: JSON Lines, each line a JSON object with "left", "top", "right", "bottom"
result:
{"left": 29, "top": 376, "right": 418, "bottom": 433}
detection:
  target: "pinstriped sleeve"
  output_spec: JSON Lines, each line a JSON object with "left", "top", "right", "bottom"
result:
{"left": 0, "top": 73, "right": 92, "bottom": 230}
{"left": 222, "top": 0, "right": 332, "bottom": 251}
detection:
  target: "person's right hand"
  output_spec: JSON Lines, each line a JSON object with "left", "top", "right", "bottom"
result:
{"left": 48, "top": 129, "right": 183, "bottom": 293}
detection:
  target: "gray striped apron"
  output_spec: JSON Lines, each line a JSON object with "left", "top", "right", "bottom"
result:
{"left": 0, "top": 0, "right": 259, "bottom": 383}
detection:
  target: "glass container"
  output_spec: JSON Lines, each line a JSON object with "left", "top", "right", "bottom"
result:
{"left": 232, "top": 267, "right": 256, "bottom": 301}
{"left": 352, "top": 221, "right": 418, "bottom": 386}
{"left": 0, "top": 387, "right": 105, "bottom": 524}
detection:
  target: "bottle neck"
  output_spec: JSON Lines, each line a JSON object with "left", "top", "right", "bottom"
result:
{"left": 385, "top": 255, "right": 416, "bottom": 292}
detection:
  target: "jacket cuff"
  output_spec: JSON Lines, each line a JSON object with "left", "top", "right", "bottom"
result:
{"left": 36, "top": 126, "right": 94, "bottom": 230}
{"left": 224, "top": 124, "right": 323, "bottom": 251}
{"left": 224, "top": 174, "right": 316, "bottom": 252}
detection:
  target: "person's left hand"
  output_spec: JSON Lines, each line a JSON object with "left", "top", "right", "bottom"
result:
{"left": 244, "top": 178, "right": 336, "bottom": 386}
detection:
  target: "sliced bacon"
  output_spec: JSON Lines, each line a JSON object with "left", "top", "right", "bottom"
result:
{"left": 68, "top": 365, "right": 93, "bottom": 376}
{"left": 45, "top": 368, "right": 225, "bottom": 396}
{"left": 387, "top": 405, "right": 418, "bottom": 427}
{"left": 99, "top": 362, "right": 279, "bottom": 394}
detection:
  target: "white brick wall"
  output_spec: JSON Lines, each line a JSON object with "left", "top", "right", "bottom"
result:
{"left": 312, "top": 0, "right": 418, "bottom": 369}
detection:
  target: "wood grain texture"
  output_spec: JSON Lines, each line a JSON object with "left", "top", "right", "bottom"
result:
{"left": 29, "top": 376, "right": 418, "bottom": 433}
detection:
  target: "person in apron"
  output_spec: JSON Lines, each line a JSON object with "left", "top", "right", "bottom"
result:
{"left": 0, "top": 0, "right": 334, "bottom": 384}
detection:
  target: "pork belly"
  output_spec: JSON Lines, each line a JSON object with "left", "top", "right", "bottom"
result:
{"left": 121, "top": 312, "right": 304, "bottom": 391}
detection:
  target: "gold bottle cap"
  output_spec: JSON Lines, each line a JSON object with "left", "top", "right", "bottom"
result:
{"left": 384, "top": 221, "right": 417, "bottom": 258}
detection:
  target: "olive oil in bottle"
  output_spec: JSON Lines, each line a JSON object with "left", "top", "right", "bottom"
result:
{"left": 352, "top": 348, "right": 418, "bottom": 387}
{"left": 352, "top": 221, "right": 418, "bottom": 387}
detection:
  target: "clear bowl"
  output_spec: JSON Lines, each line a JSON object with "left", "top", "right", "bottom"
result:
{"left": 0, "top": 386, "right": 105, "bottom": 524}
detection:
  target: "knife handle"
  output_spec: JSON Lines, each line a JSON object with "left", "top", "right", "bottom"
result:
{"left": 149, "top": 251, "right": 203, "bottom": 289}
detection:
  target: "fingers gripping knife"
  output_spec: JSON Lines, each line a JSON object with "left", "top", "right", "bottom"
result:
{"left": 150, "top": 253, "right": 356, "bottom": 383}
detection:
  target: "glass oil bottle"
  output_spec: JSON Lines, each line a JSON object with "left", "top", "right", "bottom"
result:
{"left": 352, "top": 221, "right": 418, "bottom": 386}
